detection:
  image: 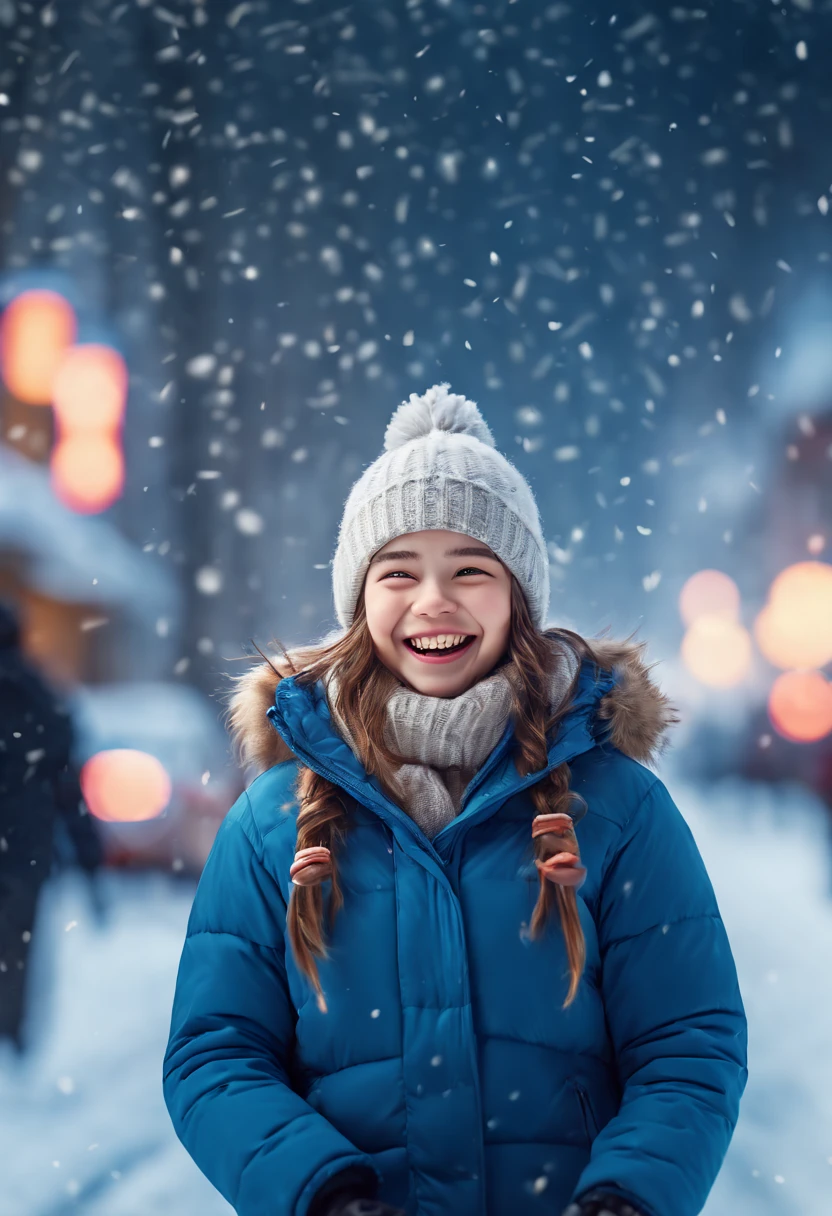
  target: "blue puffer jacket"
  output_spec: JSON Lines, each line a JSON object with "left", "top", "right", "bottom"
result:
{"left": 163, "top": 639, "right": 747, "bottom": 1216}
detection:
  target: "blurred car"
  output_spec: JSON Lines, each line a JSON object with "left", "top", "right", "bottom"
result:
{"left": 69, "top": 680, "right": 242, "bottom": 875}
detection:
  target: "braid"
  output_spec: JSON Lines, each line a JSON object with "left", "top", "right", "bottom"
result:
{"left": 286, "top": 766, "right": 350, "bottom": 1014}
{"left": 527, "top": 767, "right": 587, "bottom": 1007}
{"left": 506, "top": 584, "right": 589, "bottom": 1008}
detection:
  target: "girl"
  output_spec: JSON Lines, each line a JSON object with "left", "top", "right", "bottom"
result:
{"left": 164, "top": 385, "right": 747, "bottom": 1216}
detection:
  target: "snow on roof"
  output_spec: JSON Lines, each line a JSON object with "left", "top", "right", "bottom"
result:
{"left": 0, "top": 443, "right": 177, "bottom": 616}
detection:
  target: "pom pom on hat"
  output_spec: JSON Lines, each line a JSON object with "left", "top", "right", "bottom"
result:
{"left": 384, "top": 382, "right": 496, "bottom": 452}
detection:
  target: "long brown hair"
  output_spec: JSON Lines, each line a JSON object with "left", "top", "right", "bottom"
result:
{"left": 249, "top": 578, "right": 608, "bottom": 1015}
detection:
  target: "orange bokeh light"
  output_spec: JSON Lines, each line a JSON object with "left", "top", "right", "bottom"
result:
{"left": 81, "top": 749, "right": 172, "bottom": 823}
{"left": 679, "top": 569, "right": 741, "bottom": 627}
{"left": 52, "top": 343, "right": 128, "bottom": 434}
{"left": 51, "top": 434, "right": 124, "bottom": 513}
{"left": 681, "top": 614, "right": 753, "bottom": 688}
{"left": 0, "top": 289, "right": 77, "bottom": 404}
{"left": 768, "top": 670, "right": 832, "bottom": 743}
{"left": 754, "top": 561, "right": 832, "bottom": 670}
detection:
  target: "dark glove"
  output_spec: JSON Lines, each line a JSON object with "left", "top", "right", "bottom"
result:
{"left": 307, "top": 1166, "right": 405, "bottom": 1216}
{"left": 563, "top": 1190, "right": 647, "bottom": 1216}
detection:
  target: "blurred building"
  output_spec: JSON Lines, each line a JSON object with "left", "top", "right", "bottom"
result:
{"left": 0, "top": 316, "right": 243, "bottom": 871}
{"left": 0, "top": 441, "right": 174, "bottom": 683}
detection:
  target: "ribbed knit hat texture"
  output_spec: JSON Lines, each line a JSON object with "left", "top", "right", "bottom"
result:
{"left": 332, "top": 384, "right": 550, "bottom": 629}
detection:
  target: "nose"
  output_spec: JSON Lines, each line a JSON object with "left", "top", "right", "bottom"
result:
{"left": 411, "top": 575, "right": 459, "bottom": 618}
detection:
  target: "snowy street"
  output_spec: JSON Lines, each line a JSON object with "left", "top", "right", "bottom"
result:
{"left": 2, "top": 775, "right": 829, "bottom": 1216}
{"left": 2, "top": 2, "right": 831, "bottom": 1213}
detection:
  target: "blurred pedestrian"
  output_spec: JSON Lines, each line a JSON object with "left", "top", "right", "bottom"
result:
{"left": 0, "top": 600, "right": 103, "bottom": 1052}
{"left": 164, "top": 387, "right": 747, "bottom": 1216}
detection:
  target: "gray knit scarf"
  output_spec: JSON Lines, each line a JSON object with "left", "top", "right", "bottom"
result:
{"left": 324, "top": 639, "right": 580, "bottom": 840}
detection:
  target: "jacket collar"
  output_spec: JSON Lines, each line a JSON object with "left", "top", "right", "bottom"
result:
{"left": 228, "top": 633, "right": 679, "bottom": 780}
{"left": 229, "top": 634, "right": 679, "bottom": 868}
{"left": 263, "top": 657, "right": 619, "bottom": 865}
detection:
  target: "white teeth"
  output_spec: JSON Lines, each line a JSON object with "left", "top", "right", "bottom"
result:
{"left": 409, "top": 633, "right": 471, "bottom": 652}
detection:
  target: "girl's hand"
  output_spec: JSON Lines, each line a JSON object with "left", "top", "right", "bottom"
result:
{"left": 329, "top": 1201, "right": 406, "bottom": 1216}
{"left": 562, "top": 1190, "right": 648, "bottom": 1216}
{"left": 307, "top": 1167, "right": 403, "bottom": 1216}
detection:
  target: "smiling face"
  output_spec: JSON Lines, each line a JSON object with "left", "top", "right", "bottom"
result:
{"left": 361, "top": 529, "right": 513, "bottom": 696}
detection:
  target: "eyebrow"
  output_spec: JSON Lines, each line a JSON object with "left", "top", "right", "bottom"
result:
{"left": 369, "top": 545, "right": 498, "bottom": 566}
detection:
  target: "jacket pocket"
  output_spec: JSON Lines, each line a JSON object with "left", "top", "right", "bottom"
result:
{"left": 571, "top": 1079, "right": 599, "bottom": 1143}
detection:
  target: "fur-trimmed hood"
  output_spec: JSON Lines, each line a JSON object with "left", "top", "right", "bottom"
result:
{"left": 227, "top": 635, "right": 679, "bottom": 778}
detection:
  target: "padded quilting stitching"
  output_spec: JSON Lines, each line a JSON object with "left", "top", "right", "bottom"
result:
{"left": 305, "top": 1056, "right": 403, "bottom": 1082}
{"left": 185, "top": 928, "right": 282, "bottom": 953}
{"left": 481, "top": 1033, "right": 609, "bottom": 1066}
{"left": 603, "top": 912, "right": 722, "bottom": 952}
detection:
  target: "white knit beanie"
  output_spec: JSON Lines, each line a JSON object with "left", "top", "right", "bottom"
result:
{"left": 332, "top": 383, "right": 550, "bottom": 630}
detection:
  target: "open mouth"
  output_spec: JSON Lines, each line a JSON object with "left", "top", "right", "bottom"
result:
{"left": 403, "top": 635, "right": 476, "bottom": 659}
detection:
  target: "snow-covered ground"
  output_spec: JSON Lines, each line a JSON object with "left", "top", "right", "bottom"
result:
{"left": 1, "top": 776, "right": 830, "bottom": 1216}
{"left": 0, "top": 867, "right": 232, "bottom": 1216}
{"left": 689, "top": 778, "right": 832, "bottom": 1215}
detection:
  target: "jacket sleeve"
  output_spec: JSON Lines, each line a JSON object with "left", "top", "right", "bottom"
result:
{"left": 162, "top": 793, "right": 381, "bottom": 1216}
{"left": 570, "top": 778, "right": 748, "bottom": 1216}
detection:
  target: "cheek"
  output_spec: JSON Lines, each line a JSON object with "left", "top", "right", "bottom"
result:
{"left": 363, "top": 584, "right": 398, "bottom": 637}
{"left": 469, "top": 583, "right": 511, "bottom": 627}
